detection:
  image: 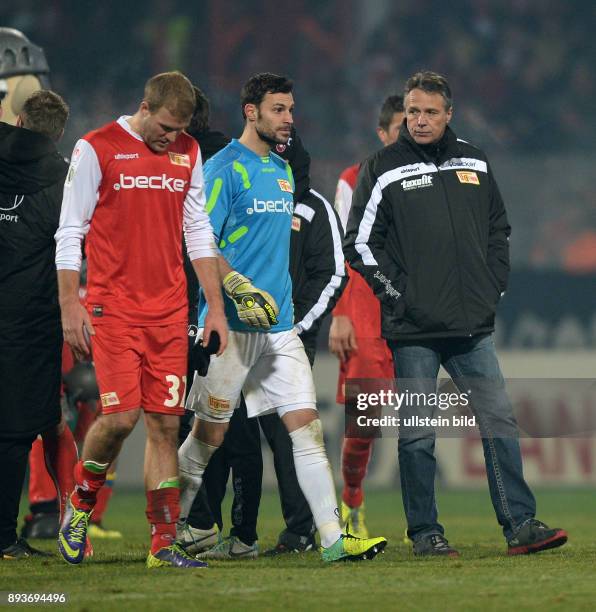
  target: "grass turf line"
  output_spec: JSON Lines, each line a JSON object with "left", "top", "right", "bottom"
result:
{"left": 2, "top": 489, "right": 595, "bottom": 611}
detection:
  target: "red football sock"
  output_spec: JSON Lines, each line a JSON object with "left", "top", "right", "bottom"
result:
{"left": 73, "top": 401, "right": 97, "bottom": 445}
{"left": 146, "top": 488, "right": 180, "bottom": 554}
{"left": 341, "top": 437, "right": 374, "bottom": 509}
{"left": 29, "top": 438, "right": 57, "bottom": 505}
{"left": 91, "top": 472, "right": 116, "bottom": 524}
{"left": 71, "top": 460, "right": 107, "bottom": 512}
{"left": 42, "top": 427, "right": 79, "bottom": 521}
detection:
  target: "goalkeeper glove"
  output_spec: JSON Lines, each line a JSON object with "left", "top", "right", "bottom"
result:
{"left": 223, "top": 271, "right": 279, "bottom": 330}
{"left": 189, "top": 329, "right": 221, "bottom": 376}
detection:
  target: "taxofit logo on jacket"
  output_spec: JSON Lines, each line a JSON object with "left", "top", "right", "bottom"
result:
{"left": 401, "top": 174, "right": 433, "bottom": 191}
{"left": 113, "top": 174, "right": 187, "bottom": 192}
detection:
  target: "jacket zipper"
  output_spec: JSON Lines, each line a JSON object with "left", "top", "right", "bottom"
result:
{"left": 437, "top": 167, "right": 472, "bottom": 336}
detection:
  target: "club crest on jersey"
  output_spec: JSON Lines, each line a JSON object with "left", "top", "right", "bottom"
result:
{"left": 456, "top": 171, "right": 480, "bottom": 185}
{"left": 208, "top": 395, "right": 230, "bottom": 413}
{"left": 277, "top": 179, "right": 293, "bottom": 193}
{"left": 168, "top": 152, "right": 191, "bottom": 168}
{"left": 101, "top": 392, "right": 120, "bottom": 407}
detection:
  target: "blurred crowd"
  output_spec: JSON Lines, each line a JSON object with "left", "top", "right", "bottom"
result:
{"left": 2, "top": 0, "right": 595, "bottom": 270}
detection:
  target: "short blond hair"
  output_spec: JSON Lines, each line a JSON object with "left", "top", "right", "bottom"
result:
{"left": 144, "top": 71, "right": 196, "bottom": 120}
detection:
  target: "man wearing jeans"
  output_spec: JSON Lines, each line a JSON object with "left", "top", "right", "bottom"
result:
{"left": 344, "top": 70, "right": 568, "bottom": 556}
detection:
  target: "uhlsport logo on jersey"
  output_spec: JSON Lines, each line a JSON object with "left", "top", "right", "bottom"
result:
{"left": 113, "top": 174, "right": 187, "bottom": 192}
{"left": 401, "top": 174, "right": 433, "bottom": 191}
{"left": 246, "top": 198, "right": 293, "bottom": 215}
{"left": 114, "top": 153, "right": 140, "bottom": 160}
{"left": 0, "top": 194, "right": 24, "bottom": 223}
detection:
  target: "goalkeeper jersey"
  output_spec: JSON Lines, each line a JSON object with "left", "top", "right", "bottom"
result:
{"left": 198, "top": 139, "right": 295, "bottom": 332}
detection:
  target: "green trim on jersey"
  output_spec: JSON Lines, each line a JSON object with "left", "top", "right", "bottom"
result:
{"left": 219, "top": 225, "right": 249, "bottom": 249}
{"left": 286, "top": 163, "right": 294, "bottom": 190}
{"left": 206, "top": 177, "right": 223, "bottom": 214}
{"left": 233, "top": 160, "right": 251, "bottom": 189}
{"left": 228, "top": 226, "right": 249, "bottom": 243}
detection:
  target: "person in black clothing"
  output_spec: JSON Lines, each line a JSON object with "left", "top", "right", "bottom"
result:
{"left": 181, "top": 85, "right": 231, "bottom": 401}
{"left": 178, "top": 121, "right": 346, "bottom": 557}
{"left": 344, "top": 70, "right": 567, "bottom": 557}
{"left": 0, "top": 89, "right": 70, "bottom": 559}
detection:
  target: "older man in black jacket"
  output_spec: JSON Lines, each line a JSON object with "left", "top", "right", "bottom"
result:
{"left": 0, "top": 90, "right": 69, "bottom": 558}
{"left": 344, "top": 71, "right": 567, "bottom": 557}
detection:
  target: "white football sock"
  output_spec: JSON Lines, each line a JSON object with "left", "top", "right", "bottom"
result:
{"left": 289, "top": 419, "right": 342, "bottom": 548}
{"left": 178, "top": 433, "right": 218, "bottom": 525}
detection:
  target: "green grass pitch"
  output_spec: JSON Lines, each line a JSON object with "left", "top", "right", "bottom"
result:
{"left": 2, "top": 489, "right": 595, "bottom": 611}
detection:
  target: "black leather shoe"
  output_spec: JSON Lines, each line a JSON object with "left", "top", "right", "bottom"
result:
{"left": 1, "top": 538, "right": 52, "bottom": 559}
{"left": 413, "top": 534, "right": 460, "bottom": 558}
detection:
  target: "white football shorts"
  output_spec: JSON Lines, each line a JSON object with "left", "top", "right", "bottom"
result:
{"left": 185, "top": 328, "right": 317, "bottom": 422}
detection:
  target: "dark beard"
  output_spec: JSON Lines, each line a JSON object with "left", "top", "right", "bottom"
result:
{"left": 255, "top": 125, "right": 285, "bottom": 147}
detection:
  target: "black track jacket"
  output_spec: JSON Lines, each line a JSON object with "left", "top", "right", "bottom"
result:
{"left": 0, "top": 121, "right": 67, "bottom": 437}
{"left": 344, "top": 124, "right": 510, "bottom": 341}
{"left": 290, "top": 188, "right": 345, "bottom": 354}
{"left": 0, "top": 122, "right": 67, "bottom": 311}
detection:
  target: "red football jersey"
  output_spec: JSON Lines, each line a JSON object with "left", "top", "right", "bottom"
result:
{"left": 56, "top": 117, "right": 214, "bottom": 326}
{"left": 333, "top": 163, "right": 385, "bottom": 338}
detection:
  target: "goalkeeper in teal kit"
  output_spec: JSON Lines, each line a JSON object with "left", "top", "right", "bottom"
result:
{"left": 177, "top": 73, "right": 386, "bottom": 562}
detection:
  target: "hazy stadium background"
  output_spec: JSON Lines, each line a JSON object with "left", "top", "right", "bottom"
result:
{"left": 2, "top": 0, "right": 595, "bottom": 491}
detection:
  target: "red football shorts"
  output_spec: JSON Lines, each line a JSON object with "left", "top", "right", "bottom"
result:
{"left": 337, "top": 337, "right": 394, "bottom": 404}
{"left": 91, "top": 322, "right": 188, "bottom": 415}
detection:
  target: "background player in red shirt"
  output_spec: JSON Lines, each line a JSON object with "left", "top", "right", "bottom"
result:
{"left": 330, "top": 95, "right": 404, "bottom": 538}
{"left": 55, "top": 72, "right": 227, "bottom": 569}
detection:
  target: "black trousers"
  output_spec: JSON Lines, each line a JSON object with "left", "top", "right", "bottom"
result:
{"left": 190, "top": 399, "right": 263, "bottom": 545}
{"left": 185, "top": 343, "right": 316, "bottom": 545}
{"left": 0, "top": 436, "right": 35, "bottom": 549}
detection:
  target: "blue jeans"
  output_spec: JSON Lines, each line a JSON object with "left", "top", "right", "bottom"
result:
{"left": 391, "top": 333, "right": 536, "bottom": 541}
